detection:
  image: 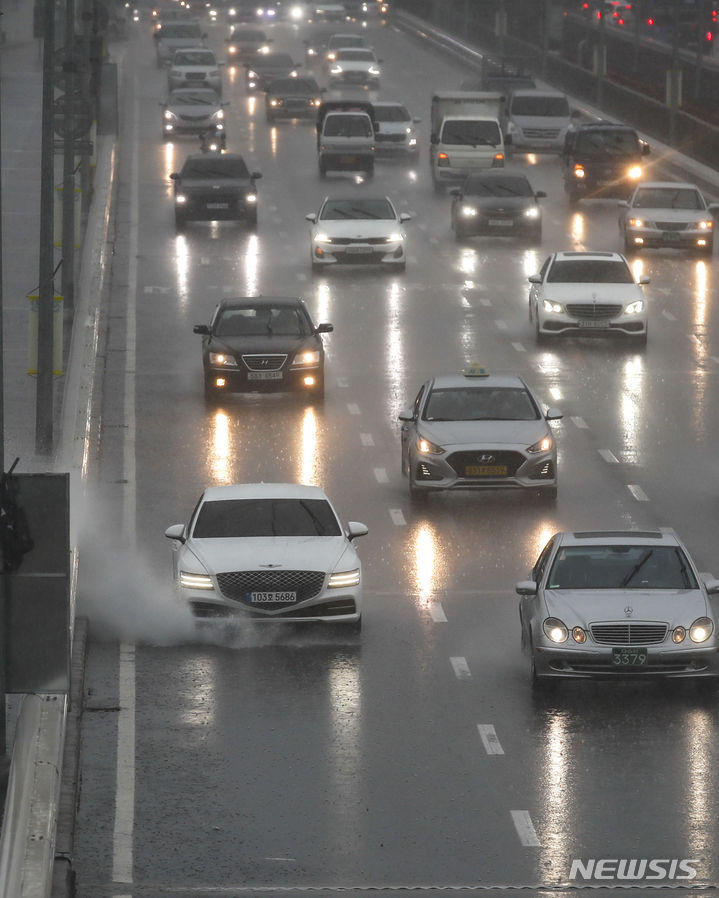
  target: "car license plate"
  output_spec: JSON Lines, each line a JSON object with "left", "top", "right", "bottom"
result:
{"left": 345, "top": 246, "right": 372, "bottom": 254}
{"left": 577, "top": 320, "right": 609, "bottom": 328}
{"left": 488, "top": 219, "right": 513, "bottom": 227}
{"left": 207, "top": 202, "right": 229, "bottom": 209}
{"left": 465, "top": 465, "right": 508, "bottom": 476}
{"left": 662, "top": 231, "right": 680, "bottom": 241}
{"left": 340, "top": 155, "right": 356, "bottom": 164}
{"left": 247, "top": 370, "right": 283, "bottom": 380}
{"left": 611, "top": 647, "right": 648, "bottom": 667}
{"left": 249, "top": 591, "right": 297, "bottom": 603}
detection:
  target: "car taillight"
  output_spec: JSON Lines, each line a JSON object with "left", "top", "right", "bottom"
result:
{"left": 437, "top": 151, "right": 449, "bottom": 167}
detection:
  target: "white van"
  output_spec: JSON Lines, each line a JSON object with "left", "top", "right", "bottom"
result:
{"left": 503, "top": 90, "right": 572, "bottom": 154}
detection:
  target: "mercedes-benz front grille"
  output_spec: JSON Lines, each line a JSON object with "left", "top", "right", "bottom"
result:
{"left": 566, "top": 304, "right": 623, "bottom": 320}
{"left": 590, "top": 623, "right": 668, "bottom": 645}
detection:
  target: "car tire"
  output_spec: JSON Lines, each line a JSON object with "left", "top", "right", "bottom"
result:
{"left": 266, "top": 112, "right": 275, "bottom": 123}
{"left": 537, "top": 486, "right": 557, "bottom": 502}
{"left": 344, "top": 617, "right": 362, "bottom": 634}
{"left": 246, "top": 210, "right": 258, "bottom": 228}
{"left": 390, "top": 260, "right": 406, "bottom": 273}
{"left": 204, "top": 376, "right": 221, "bottom": 403}
{"left": 408, "top": 476, "right": 428, "bottom": 503}
{"left": 454, "top": 225, "right": 468, "bottom": 242}
{"left": 175, "top": 213, "right": 186, "bottom": 233}
{"left": 432, "top": 179, "right": 444, "bottom": 194}
{"left": 528, "top": 224, "right": 542, "bottom": 243}
{"left": 535, "top": 316, "right": 548, "bottom": 344}
{"left": 318, "top": 161, "right": 327, "bottom": 178}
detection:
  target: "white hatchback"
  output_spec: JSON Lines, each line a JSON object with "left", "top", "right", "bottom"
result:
{"left": 165, "top": 483, "right": 368, "bottom": 630}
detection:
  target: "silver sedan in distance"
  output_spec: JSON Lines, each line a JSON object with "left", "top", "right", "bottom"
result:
{"left": 517, "top": 529, "right": 719, "bottom": 685}
{"left": 398, "top": 367, "right": 562, "bottom": 501}
{"left": 165, "top": 483, "right": 368, "bottom": 631}
{"left": 618, "top": 181, "right": 719, "bottom": 256}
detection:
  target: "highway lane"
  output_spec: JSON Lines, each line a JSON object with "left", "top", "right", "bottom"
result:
{"left": 72, "top": 13, "right": 719, "bottom": 896}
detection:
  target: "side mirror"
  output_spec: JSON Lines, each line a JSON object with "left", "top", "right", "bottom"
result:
{"left": 638, "top": 275, "right": 650, "bottom": 284}
{"left": 193, "top": 324, "right": 210, "bottom": 335}
{"left": 535, "top": 190, "right": 547, "bottom": 199}
{"left": 515, "top": 580, "right": 537, "bottom": 596}
{"left": 347, "top": 521, "right": 368, "bottom": 540}
{"left": 251, "top": 171, "right": 263, "bottom": 179}
{"left": 528, "top": 274, "right": 542, "bottom": 284}
{"left": 305, "top": 213, "right": 317, "bottom": 222}
{"left": 316, "top": 322, "right": 334, "bottom": 333}
{"left": 545, "top": 407, "right": 563, "bottom": 421}
{"left": 618, "top": 200, "right": 629, "bottom": 208}
{"left": 398, "top": 409, "right": 413, "bottom": 422}
{"left": 399, "top": 212, "right": 411, "bottom": 222}
{"left": 169, "top": 172, "right": 180, "bottom": 180}
{"left": 703, "top": 578, "right": 719, "bottom": 594}
{"left": 570, "top": 108, "right": 582, "bottom": 118}
{"left": 164, "top": 524, "right": 186, "bottom": 542}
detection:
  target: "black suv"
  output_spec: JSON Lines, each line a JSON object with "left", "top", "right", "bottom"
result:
{"left": 169, "top": 153, "right": 261, "bottom": 231}
{"left": 561, "top": 122, "right": 650, "bottom": 204}
{"left": 193, "top": 297, "right": 333, "bottom": 400}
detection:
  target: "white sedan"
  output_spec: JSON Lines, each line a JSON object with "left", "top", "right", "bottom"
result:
{"left": 518, "top": 529, "right": 719, "bottom": 685}
{"left": 167, "top": 48, "right": 224, "bottom": 94}
{"left": 528, "top": 250, "right": 649, "bottom": 345}
{"left": 305, "top": 195, "right": 410, "bottom": 272}
{"left": 328, "top": 47, "right": 381, "bottom": 88}
{"left": 165, "top": 483, "right": 368, "bottom": 630}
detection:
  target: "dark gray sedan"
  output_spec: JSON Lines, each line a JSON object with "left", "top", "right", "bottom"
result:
{"left": 450, "top": 172, "right": 545, "bottom": 242}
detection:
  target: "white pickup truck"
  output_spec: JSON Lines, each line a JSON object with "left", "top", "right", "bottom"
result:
{"left": 429, "top": 91, "right": 506, "bottom": 192}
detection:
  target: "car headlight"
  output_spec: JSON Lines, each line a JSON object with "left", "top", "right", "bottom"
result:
{"left": 228, "top": 44, "right": 238, "bottom": 54}
{"left": 180, "top": 571, "right": 214, "bottom": 589}
{"left": 175, "top": 194, "right": 187, "bottom": 204}
{"left": 246, "top": 192, "right": 258, "bottom": 203}
{"left": 209, "top": 352, "right": 237, "bottom": 367}
{"left": 330, "top": 64, "right": 342, "bottom": 74}
{"left": 311, "top": 97, "right": 322, "bottom": 106}
{"left": 259, "top": 44, "right": 270, "bottom": 53}
{"left": 524, "top": 206, "right": 540, "bottom": 219}
{"left": 698, "top": 219, "right": 714, "bottom": 229}
{"left": 461, "top": 205, "right": 478, "bottom": 217}
{"left": 572, "top": 627, "right": 587, "bottom": 643}
{"left": 213, "top": 109, "right": 225, "bottom": 120}
{"left": 307, "top": 47, "right": 317, "bottom": 55}
{"left": 408, "top": 137, "right": 417, "bottom": 147}
{"left": 690, "top": 617, "right": 714, "bottom": 643}
{"left": 527, "top": 435, "right": 553, "bottom": 453}
{"left": 623, "top": 299, "right": 644, "bottom": 315}
{"left": 573, "top": 164, "right": 585, "bottom": 179}
{"left": 328, "top": 568, "right": 360, "bottom": 588}
{"left": 164, "top": 110, "right": 177, "bottom": 121}
{"left": 543, "top": 617, "right": 568, "bottom": 643}
{"left": 628, "top": 217, "right": 644, "bottom": 227}
{"left": 269, "top": 98, "right": 280, "bottom": 106}
{"left": 542, "top": 298, "right": 564, "bottom": 314}
{"left": 290, "top": 70, "right": 298, "bottom": 77}
{"left": 416, "top": 436, "right": 443, "bottom": 454}
{"left": 290, "top": 4, "right": 303, "bottom": 18}
{"left": 368, "top": 65, "right": 380, "bottom": 75}
{"left": 672, "top": 626, "right": 686, "bottom": 644}
{"left": 384, "top": 231, "right": 403, "bottom": 242}
{"left": 291, "top": 350, "right": 320, "bottom": 367}
{"left": 327, "top": 51, "right": 337, "bottom": 60}
{"left": 247, "top": 69, "right": 258, "bottom": 78}
{"left": 628, "top": 165, "right": 643, "bottom": 179}
{"left": 314, "top": 232, "right": 330, "bottom": 242}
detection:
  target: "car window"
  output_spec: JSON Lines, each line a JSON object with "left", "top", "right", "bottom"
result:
{"left": 575, "top": 129, "right": 639, "bottom": 155}
{"left": 440, "top": 120, "right": 501, "bottom": 146}
{"left": 546, "top": 259, "right": 634, "bottom": 283}
{"left": 170, "top": 90, "right": 220, "bottom": 105}
{"left": 464, "top": 176, "right": 533, "bottom": 197}
{"left": 510, "top": 95, "right": 569, "bottom": 117}
{"left": 192, "top": 498, "right": 342, "bottom": 537}
{"left": 180, "top": 156, "right": 250, "bottom": 178}
{"left": 374, "top": 105, "right": 410, "bottom": 122}
{"left": 173, "top": 50, "right": 215, "bottom": 65}
{"left": 320, "top": 198, "right": 394, "bottom": 219}
{"left": 422, "top": 387, "right": 540, "bottom": 422}
{"left": 215, "top": 306, "right": 309, "bottom": 337}
{"left": 532, "top": 536, "right": 557, "bottom": 583}
{"left": 632, "top": 187, "right": 703, "bottom": 210}
{"left": 322, "top": 115, "right": 372, "bottom": 138}
{"left": 546, "top": 546, "right": 699, "bottom": 590}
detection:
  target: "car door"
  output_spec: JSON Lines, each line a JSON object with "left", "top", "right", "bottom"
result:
{"left": 400, "top": 382, "right": 428, "bottom": 472}
{"left": 520, "top": 534, "right": 557, "bottom": 647}
{"left": 529, "top": 254, "right": 552, "bottom": 319}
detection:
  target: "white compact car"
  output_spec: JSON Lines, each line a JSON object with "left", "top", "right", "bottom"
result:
{"left": 327, "top": 47, "right": 381, "bottom": 88}
{"left": 165, "top": 483, "right": 368, "bottom": 629}
{"left": 528, "top": 250, "right": 649, "bottom": 344}
{"left": 306, "top": 195, "right": 410, "bottom": 271}
{"left": 373, "top": 101, "right": 420, "bottom": 156}
{"left": 168, "top": 48, "right": 223, "bottom": 94}
{"left": 618, "top": 181, "right": 718, "bottom": 256}
{"left": 518, "top": 529, "right": 719, "bottom": 684}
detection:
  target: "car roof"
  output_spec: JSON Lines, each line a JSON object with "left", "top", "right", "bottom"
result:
{"left": 373, "top": 101, "right": 408, "bottom": 109}
{"left": 509, "top": 89, "right": 567, "bottom": 98}
{"left": 633, "top": 181, "right": 700, "bottom": 191}
{"left": 557, "top": 529, "right": 680, "bottom": 547}
{"left": 427, "top": 373, "right": 530, "bottom": 391}
{"left": 218, "top": 296, "right": 305, "bottom": 309}
{"left": 183, "top": 152, "right": 247, "bottom": 163}
{"left": 551, "top": 250, "right": 626, "bottom": 262}
{"left": 200, "top": 483, "right": 330, "bottom": 502}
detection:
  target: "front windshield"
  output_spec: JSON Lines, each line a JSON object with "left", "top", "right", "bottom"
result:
{"left": 575, "top": 129, "right": 639, "bottom": 155}
{"left": 192, "top": 498, "right": 342, "bottom": 537}
{"left": 440, "top": 120, "right": 501, "bottom": 146}
{"left": 423, "top": 387, "right": 540, "bottom": 422}
{"left": 320, "top": 198, "right": 395, "bottom": 219}
{"left": 214, "top": 306, "right": 309, "bottom": 337}
{"left": 337, "top": 49, "right": 374, "bottom": 60}
{"left": 511, "top": 95, "right": 569, "bottom": 116}
{"left": 547, "top": 546, "right": 699, "bottom": 590}
{"left": 173, "top": 50, "right": 215, "bottom": 65}
{"left": 632, "top": 187, "right": 703, "bottom": 209}
{"left": 181, "top": 157, "right": 250, "bottom": 178}
{"left": 547, "top": 259, "right": 634, "bottom": 283}
{"left": 464, "top": 176, "right": 533, "bottom": 197}
{"left": 169, "top": 90, "right": 220, "bottom": 105}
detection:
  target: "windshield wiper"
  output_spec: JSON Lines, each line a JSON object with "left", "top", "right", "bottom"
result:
{"left": 619, "top": 550, "right": 653, "bottom": 587}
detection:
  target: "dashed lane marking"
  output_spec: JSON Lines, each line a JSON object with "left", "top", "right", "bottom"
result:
{"left": 429, "top": 603, "right": 448, "bottom": 622}
{"left": 450, "top": 656, "right": 472, "bottom": 680}
{"left": 374, "top": 468, "right": 389, "bottom": 484}
{"left": 360, "top": 433, "right": 374, "bottom": 447}
{"left": 347, "top": 403, "right": 360, "bottom": 414}
{"left": 389, "top": 509, "right": 406, "bottom": 526}
{"left": 477, "top": 724, "right": 504, "bottom": 755}
{"left": 628, "top": 484, "right": 649, "bottom": 501}
{"left": 598, "top": 449, "right": 619, "bottom": 464}
{"left": 662, "top": 310, "right": 676, "bottom": 321}
{"left": 511, "top": 342, "right": 525, "bottom": 352}
{"left": 570, "top": 416, "right": 588, "bottom": 429}
{"left": 511, "top": 810, "right": 541, "bottom": 847}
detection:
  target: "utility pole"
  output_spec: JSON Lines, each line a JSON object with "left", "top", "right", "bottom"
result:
{"left": 61, "top": 0, "right": 77, "bottom": 311}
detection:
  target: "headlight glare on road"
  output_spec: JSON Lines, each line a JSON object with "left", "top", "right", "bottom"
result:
{"left": 542, "top": 299, "right": 564, "bottom": 314}
{"left": 543, "top": 617, "right": 568, "bottom": 643}
{"left": 209, "top": 352, "right": 237, "bottom": 367}
{"left": 180, "top": 571, "right": 214, "bottom": 589}
{"left": 624, "top": 299, "right": 644, "bottom": 315}
{"left": 417, "top": 437, "right": 443, "bottom": 455}
{"left": 328, "top": 568, "right": 360, "bottom": 588}
{"left": 690, "top": 618, "right": 713, "bottom": 643}
{"left": 292, "top": 350, "right": 320, "bottom": 367}
{"left": 527, "top": 436, "right": 553, "bottom": 453}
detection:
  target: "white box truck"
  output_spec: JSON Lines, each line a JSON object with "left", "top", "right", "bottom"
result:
{"left": 429, "top": 91, "right": 506, "bottom": 192}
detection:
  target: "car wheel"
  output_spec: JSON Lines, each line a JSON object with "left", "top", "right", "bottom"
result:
{"left": 408, "top": 475, "right": 428, "bottom": 503}
{"left": 175, "top": 213, "right": 186, "bottom": 233}
{"left": 567, "top": 188, "right": 580, "bottom": 206}
{"left": 528, "top": 225, "right": 542, "bottom": 243}
{"left": 535, "top": 315, "right": 548, "bottom": 344}
{"left": 432, "top": 179, "right": 444, "bottom": 194}
{"left": 344, "top": 617, "right": 362, "bottom": 634}
{"left": 204, "top": 376, "right": 220, "bottom": 403}
{"left": 390, "top": 260, "right": 406, "bottom": 273}
{"left": 537, "top": 486, "right": 557, "bottom": 502}
{"left": 318, "top": 161, "right": 327, "bottom": 178}
{"left": 310, "top": 373, "right": 325, "bottom": 400}
{"left": 266, "top": 112, "right": 275, "bottom": 123}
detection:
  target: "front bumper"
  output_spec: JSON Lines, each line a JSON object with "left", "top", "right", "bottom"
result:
{"left": 175, "top": 195, "right": 256, "bottom": 221}
{"left": 328, "top": 73, "right": 380, "bottom": 88}
{"left": 204, "top": 363, "right": 323, "bottom": 393}
{"left": 537, "top": 310, "right": 646, "bottom": 338}
{"left": 533, "top": 642, "right": 719, "bottom": 679}
{"left": 312, "top": 238, "right": 404, "bottom": 266}
{"left": 180, "top": 583, "right": 362, "bottom": 623}
{"left": 163, "top": 121, "right": 224, "bottom": 136}
{"left": 408, "top": 446, "right": 556, "bottom": 492}
{"left": 319, "top": 150, "right": 374, "bottom": 171}
{"left": 624, "top": 225, "right": 713, "bottom": 252}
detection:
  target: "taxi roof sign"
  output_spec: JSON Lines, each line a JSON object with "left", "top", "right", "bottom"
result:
{"left": 463, "top": 363, "right": 489, "bottom": 377}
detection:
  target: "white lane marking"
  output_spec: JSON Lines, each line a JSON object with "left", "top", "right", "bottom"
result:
{"left": 687, "top": 333, "right": 701, "bottom": 344}
{"left": 511, "top": 810, "right": 541, "bottom": 846}
{"left": 389, "top": 508, "right": 406, "bottom": 526}
{"left": 477, "top": 724, "right": 504, "bottom": 755}
{"left": 628, "top": 484, "right": 649, "bottom": 501}
{"left": 112, "top": 642, "right": 136, "bottom": 884}
{"left": 711, "top": 356, "right": 719, "bottom": 365}
{"left": 200, "top": 256, "right": 211, "bottom": 265}
{"left": 429, "top": 603, "right": 447, "bottom": 622}
{"left": 360, "top": 433, "right": 375, "bottom": 447}
{"left": 347, "top": 403, "right": 360, "bottom": 414}
{"left": 450, "top": 656, "right": 472, "bottom": 680}
{"left": 662, "top": 310, "right": 676, "bottom": 321}
{"left": 598, "top": 449, "right": 619, "bottom": 464}
{"left": 495, "top": 320, "right": 508, "bottom": 330}
{"left": 143, "top": 285, "right": 169, "bottom": 294}
{"left": 511, "top": 342, "right": 526, "bottom": 352}
{"left": 374, "top": 467, "right": 389, "bottom": 483}
{"left": 296, "top": 272, "right": 308, "bottom": 282}
{"left": 571, "top": 416, "right": 588, "bottom": 429}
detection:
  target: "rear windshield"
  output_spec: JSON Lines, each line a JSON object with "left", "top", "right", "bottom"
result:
{"left": 547, "top": 259, "right": 634, "bottom": 283}
{"left": 547, "top": 545, "right": 698, "bottom": 590}
{"left": 510, "top": 95, "right": 569, "bottom": 117}
{"left": 192, "top": 498, "right": 342, "bottom": 538}
{"left": 323, "top": 115, "right": 372, "bottom": 137}
{"left": 575, "top": 129, "right": 639, "bottom": 155}
{"left": 374, "top": 105, "right": 410, "bottom": 122}
{"left": 440, "top": 120, "right": 501, "bottom": 146}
